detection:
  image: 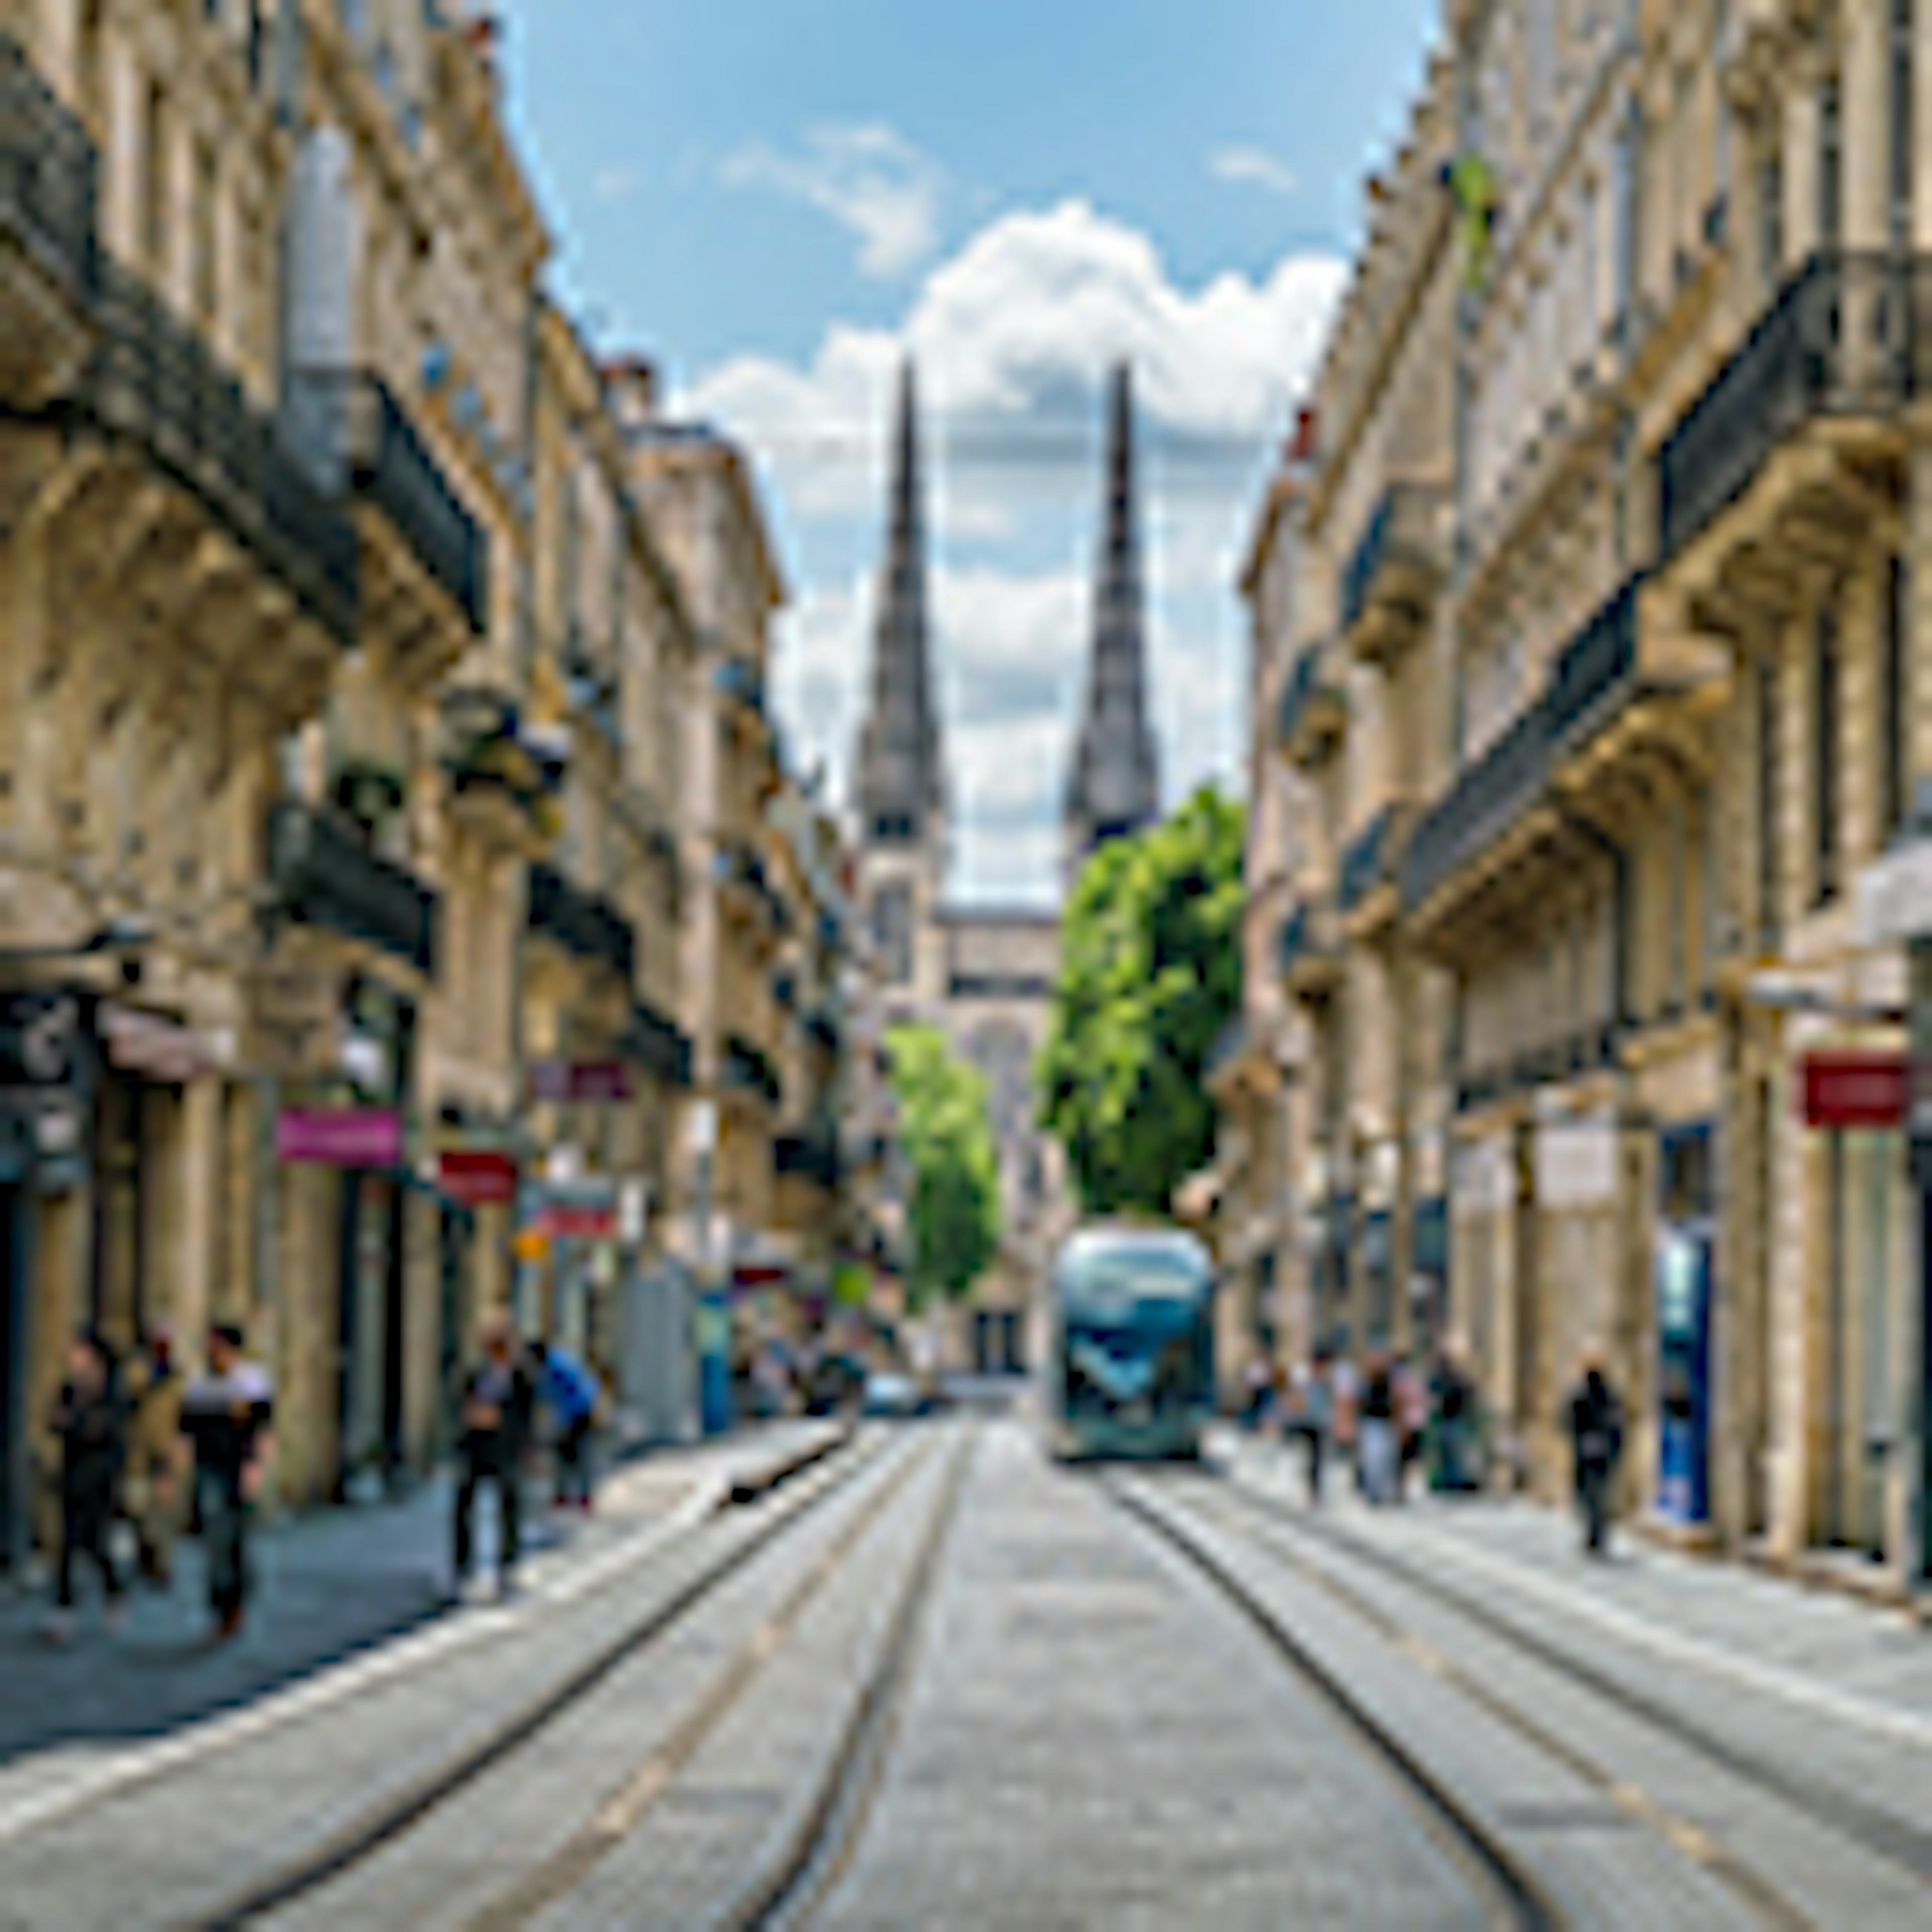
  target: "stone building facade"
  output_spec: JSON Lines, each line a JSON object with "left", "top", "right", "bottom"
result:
{"left": 0, "top": 1, "right": 880, "bottom": 1561}
{"left": 1223, "top": 0, "right": 1932, "bottom": 1591}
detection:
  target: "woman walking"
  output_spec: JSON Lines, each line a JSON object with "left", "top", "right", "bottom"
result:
{"left": 45, "top": 1330, "right": 127, "bottom": 1644}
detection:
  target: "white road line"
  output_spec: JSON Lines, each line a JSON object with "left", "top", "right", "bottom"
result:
{"left": 1229, "top": 1447, "right": 1932, "bottom": 1752}
{"left": 0, "top": 1472, "right": 731, "bottom": 1848}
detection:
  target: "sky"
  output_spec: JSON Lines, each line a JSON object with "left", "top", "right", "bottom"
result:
{"left": 491, "top": 1, "right": 1442, "bottom": 905}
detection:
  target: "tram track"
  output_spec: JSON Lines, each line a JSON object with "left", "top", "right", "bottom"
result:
{"left": 1213, "top": 1469, "right": 1932, "bottom": 1916}
{"left": 186, "top": 1424, "right": 897, "bottom": 1931}
{"left": 1103, "top": 1469, "right": 1563, "bottom": 1932}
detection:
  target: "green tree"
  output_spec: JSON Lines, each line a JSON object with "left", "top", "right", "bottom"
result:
{"left": 886, "top": 1024, "right": 1002, "bottom": 1303}
{"left": 1039, "top": 785, "right": 1245, "bottom": 1216}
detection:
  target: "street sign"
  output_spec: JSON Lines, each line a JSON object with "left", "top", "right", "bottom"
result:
{"left": 276, "top": 1108, "right": 403, "bottom": 1167}
{"left": 530, "top": 1060, "right": 633, "bottom": 1104}
{"left": 439, "top": 1148, "right": 519, "bottom": 1205}
{"left": 1858, "top": 839, "right": 1932, "bottom": 946}
{"left": 1801, "top": 1053, "right": 1909, "bottom": 1131}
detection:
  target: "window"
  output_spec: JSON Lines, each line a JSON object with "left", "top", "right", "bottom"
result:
{"left": 1892, "top": 1, "right": 1915, "bottom": 248}
{"left": 141, "top": 78, "right": 169, "bottom": 274}
{"left": 1819, "top": 75, "right": 1842, "bottom": 249}
{"left": 1814, "top": 599, "right": 1841, "bottom": 903}
{"left": 1757, "top": 143, "right": 1784, "bottom": 288}
{"left": 191, "top": 141, "right": 218, "bottom": 329}
{"left": 1884, "top": 556, "right": 1909, "bottom": 836}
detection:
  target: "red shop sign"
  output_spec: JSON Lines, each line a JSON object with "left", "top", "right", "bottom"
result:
{"left": 1801, "top": 1053, "right": 1909, "bottom": 1131}
{"left": 539, "top": 1202, "right": 616, "bottom": 1240}
{"left": 277, "top": 1108, "right": 404, "bottom": 1168}
{"left": 439, "top": 1149, "right": 519, "bottom": 1205}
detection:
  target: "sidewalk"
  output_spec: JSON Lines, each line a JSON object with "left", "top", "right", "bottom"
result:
{"left": 1223, "top": 1435, "right": 1932, "bottom": 1725}
{"left": 0, "top": 1420, "right": 838, "bottom": 1780}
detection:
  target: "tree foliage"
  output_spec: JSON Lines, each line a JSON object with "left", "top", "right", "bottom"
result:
{"left": 886, "top": 1024, "right": 1002, "bottom": 1303}
{"left": 1039, "top": 785, "right": 1246, "bottom": 1217}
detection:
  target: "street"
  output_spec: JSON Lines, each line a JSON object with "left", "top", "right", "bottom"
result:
{"left": 3, "top": 1408, "right": 1930, "bottom": 1929}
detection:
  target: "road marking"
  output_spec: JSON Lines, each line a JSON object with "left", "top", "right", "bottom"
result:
{"left": 1232, "top": 1447, "right": 1932, "bottom": 1751}
{"left": 0, "top": 1472, "right": 734, "bottom": 1848}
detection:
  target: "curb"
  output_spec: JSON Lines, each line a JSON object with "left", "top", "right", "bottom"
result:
{"left": 728, "top": 1424, "right": 856, "bottom": 1508}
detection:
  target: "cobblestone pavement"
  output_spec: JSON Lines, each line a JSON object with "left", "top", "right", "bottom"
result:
{"left": 5, "top": 1412, "right": 1931, "bottom": 1928}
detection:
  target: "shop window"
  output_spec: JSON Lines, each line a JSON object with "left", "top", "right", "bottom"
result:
{"left": 1660, "top": 1126, "right": 1714, "bottom": 1222}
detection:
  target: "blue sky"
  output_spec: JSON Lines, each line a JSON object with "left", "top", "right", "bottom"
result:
{"left": 492, "top": 0, "right": 1441, "bottom": 902}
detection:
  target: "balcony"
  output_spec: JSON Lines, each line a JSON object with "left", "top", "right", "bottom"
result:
{"left": 268, "top": 802, "right": 439, "bottom": 976}
{"left": 441, "top": 687, "right": 566, "bottom": 852}
{"left": 1277, "top": 643, "right": 1347, "bottom": 770}
{"left": 1336, "top": 801, "right": 1417, "bottom": 935}
{"left": 714, "top": 655, "right": 767, "bottom": 716}
{"left": 723, "top": 1033, "right": 783, "bottom": 1111}
{"left": 78, "top": 258, "right": 359, "bottom": 649}
{"left": 1278, "top": 899, "right": 1342, "bottom": 1002}
{"left": 775, "top": 1129, "right": 842, "bottom": 1192}
{"left": 287, "top": 367, "right": 489, "bottom": 663}
{"left": 1, "top": 32, "right": 98, "bottom": 405}
{"left": 803, "top": 1002, "right": 842, "bottom": 1057}
{"left": 715, "top": 839, "right": 790, "bottom": 939}
{"left": 1543, "top": 576, "right": 1729, "bottom": 832}
{"left": 623, "top": 1001, "right": 692, "bottom": 1088}
{"left": 1340, "top": 484, "right": 1445, "bottom": 669}
{"left": 528, "top": 862, "right": 637, "bottom": 985}
{"left": 1657, "top": 253, "right": 1928, "bottom": 615}
{"left": 1400, "top": 701, "right": 1558, "bottom": 950}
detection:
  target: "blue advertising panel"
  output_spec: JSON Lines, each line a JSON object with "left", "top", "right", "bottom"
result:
{"left": 1656, "top": 1223, "right": 1714, "bottom": 1524}
{"left": 696, "top": 1288, "right": 734, "bottom": 1436}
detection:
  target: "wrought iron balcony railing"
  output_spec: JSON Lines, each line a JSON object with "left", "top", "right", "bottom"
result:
{"left": 1337, "top": 802, "right": 1415, "bottom": 916}
{"left": 623, "top": 1001, "right": 692, "bottom": 1088}
{"left": 82, "top": 258, "right": 359, "bottom": 643}
{"left": 803, "top": 1003, "right": 842, "bottom": 1055}
{"left": 1401, "top": 701, "right": 1554, "bottom": 916}
{"left": 1278, "top": 898, "right": 1341, "bottom": 985}
{"left": 1543, "top": 577, "right": 1643, "bottom": 744}
{"left": 723, "top": 1033, "right": 783, "bottom": 1110}
{"left": 441, "top": 686, "right": 568, "bottom": 829}
{"left": 268, "top": 802, "right": 439, "bottom": 975}
{"left": 1340, "top": 482, "right": 1443, "bottom": 635}
{"left": 1658, "top": 251, "right": 1932, "bottom": 561}
{"left": 528, "top": 862, "right": 637, "bottom": 984}
{"left": 1277, "top": 641, "right": 1347, "bottom": 764}
{"left": 775, "top": 1130, "right": 841, "bottom": 1190}
{"left": 287, "top": 367, "right": 489, "bottom": 633}
{"left": 1, "top": 31, "right": 97, "bottom": 312}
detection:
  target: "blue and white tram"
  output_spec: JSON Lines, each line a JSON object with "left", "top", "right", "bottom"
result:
{"left": 1045, "top": 1226, "right": 1215, "bottom": 1461}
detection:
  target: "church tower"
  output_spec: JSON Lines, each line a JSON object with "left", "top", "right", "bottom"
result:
{"left": 854, "top": 362, "right": 946, "bottom": 1014}
{"left": 1064, "top": 363, "right": 1161, "bottom": 879}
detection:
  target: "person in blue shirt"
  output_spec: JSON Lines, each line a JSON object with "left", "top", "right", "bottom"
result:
{"left": 531, "top": 1342, "right": 601, "bottom": 1511}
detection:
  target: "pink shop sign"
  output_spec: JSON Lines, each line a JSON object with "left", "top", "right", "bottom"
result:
{"left": 276, "top": 1107, "right": 403, "bottom": 1168}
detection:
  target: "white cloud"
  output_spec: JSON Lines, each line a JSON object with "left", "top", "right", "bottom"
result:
{"left": 591, "top": 165, "right": 642, "bottom": 204}
{"left": 720, "top": 124, "right": 945, "bottom": 280}
{"left": 692, "top": 198, "right": 1345, "bottom": 898}
{"left": 1211, "top": 145, "right": 1299, "bottom": 199}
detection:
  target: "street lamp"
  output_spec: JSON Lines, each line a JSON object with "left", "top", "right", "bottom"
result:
{"left": 0, "top": 917, "right": 155, "bottom": 965}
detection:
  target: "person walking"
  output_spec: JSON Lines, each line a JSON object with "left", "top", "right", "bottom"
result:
{"left": 180, "top": 1323, "right": 275, "bottom": 1642}
{"left": 1395, "top": 1354, "right": 1429, "bottom": 1501}
{"left": 44, "top": 1330, "right": 128, "bottom": 1644}
{"left": 1358, "top": 1350, "right": 1399, "bottom": 1506}
{"left": 1565, "top": 1351, "right": 1625, "bottom": 1558}
{"left": 452, "top": 1319, "right": 535, "bottom": 1600}
{"left": 1298, "top": 1353, "right": 1333, "bottom": 1506}
{"left": 1329, "top": 1349, "right": 1360, "bottom": 1492}
{"left": 531, "top": 1341, "right": 601, "bottom": 1512}
{"left": 1428, "top": 1341, "right": 1482, "bottom": 1494}
{"left": 125, "top": 1327, "right": 185, "bottom": 1588}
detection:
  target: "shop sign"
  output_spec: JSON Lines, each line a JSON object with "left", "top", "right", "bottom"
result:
{"left": 98, "top": 1002, "right": 216, "bottom": 1082}
{"left": 439, "top": 1148, "right": 519, "bottom": 1205}
{"left": 512, "top": 1228, "right": 550, "bottom": 1263}
{"left": 539, "top": 1200, "right": 617, "bottom": 1239}
{"left": 1536, "top": 1114, "right": 1616, "bottom": 1209}
{"left": 276, "top": 1107, "right": 403, "bottom": 1167}
{"left": 530, "top": 1060, "right": 633, "bottom": 1104}
{"left": 1801, "top": 1053, "right": 1908, "bottom": 1131}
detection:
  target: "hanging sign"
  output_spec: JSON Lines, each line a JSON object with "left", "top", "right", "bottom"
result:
{"left": 439, "top": 1148, "right": 519, "bottom": 1205}
{"left": 1801, "top": 1053, "right": 1908, "bottom": 1131}
{"left": 276, "top": 1107, "right": 403, "bottom": 1167}
{"left": 530, "top": 1060, "right": 634, "bottom": 1104}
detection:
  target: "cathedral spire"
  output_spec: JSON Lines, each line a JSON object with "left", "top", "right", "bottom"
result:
{"left": 856, "top": 361, "right": 944, "bottom": 848}
{"left": 1065, "top": 361, "right": 1160, "bottom": 870}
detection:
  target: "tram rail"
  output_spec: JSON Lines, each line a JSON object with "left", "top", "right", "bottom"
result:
{"left": 1216, "top": 1469, "right": 1932, "bottom": 1908}
{"left": 189, "top": 1425, "right": 897, "bottom": 1930}
{"left": 1103, "top": 1470, "right": 1563, "bottom": 1932}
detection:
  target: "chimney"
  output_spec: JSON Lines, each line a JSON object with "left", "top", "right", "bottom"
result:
{"left": 1287, "top": 406, "right": 1319, "bottom": 466}
{"left": 603, "top": 356, "right": 659, "bottom": 431}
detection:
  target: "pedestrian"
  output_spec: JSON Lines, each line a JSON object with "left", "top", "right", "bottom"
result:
{"left": 1428, "top": 1341, "right": 1482, "bottom": 1494}
{"left": 452, "top": 1318, "right": 535, "bottom": 1600}
{"left": 1358, "top": 1350, "right": 1399, "bottom": 1506}
{"left": 1241, "top": 1352, "right": 1274, "bottom": 1432}
{"left": 44, "top": 1330, "right": 128, "bottom": 1644}
{"left": 531, "top": 1340, "right": 601, "bottom": 1512}
{"left": 1299, "top": 1352, "right": 1333, "bottom": 1506}
{"left": 1565, "top": 1350, "right": 1625, "bottom": 1558}
{"left": 180, "top": 1323, "right": 275, "bottom": 1642}
{"left": 124, "top": 1326, "right": 185, "bottom": 1588}
{"left": 1329, "top": 1349, "right": 1360, "bottom": 1490}
{"left": 1395, "top": 1354, "right": 1429, "bottom": 1500}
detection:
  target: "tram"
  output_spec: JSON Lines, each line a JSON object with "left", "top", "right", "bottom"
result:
{"left": 1045, "top": 1225, "right": 1216, "bottom": 1461}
